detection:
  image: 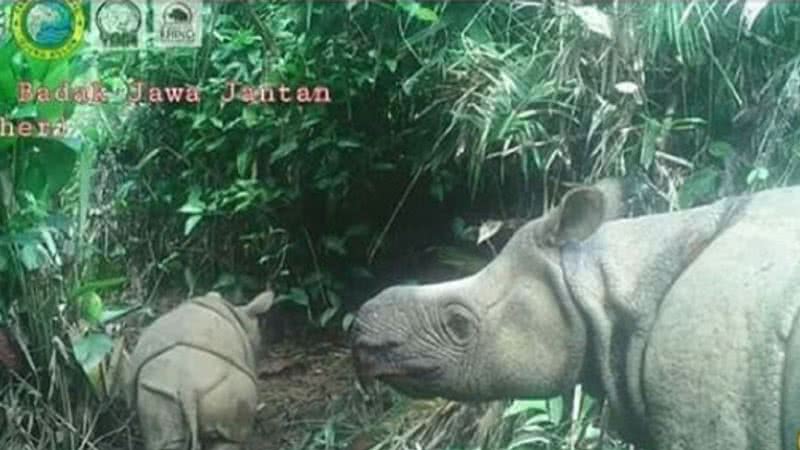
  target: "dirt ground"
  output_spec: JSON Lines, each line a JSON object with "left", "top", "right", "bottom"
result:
{"left": 247, "top": 338, "right": 357, "bottom": 450}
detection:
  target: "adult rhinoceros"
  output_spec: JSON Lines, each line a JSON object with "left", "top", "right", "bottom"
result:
{"left": 351, "top": 179, "right": 800, "bottom": 450}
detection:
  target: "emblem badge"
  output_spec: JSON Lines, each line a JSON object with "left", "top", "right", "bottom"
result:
{"left": 10, "top": 0, "right": 85, "bottom": 60}
{"left": 90, "top": 0, "right": 145, "bottom": 51}
{"left": 154, "top": 0, "right": 202, "bottom": 48}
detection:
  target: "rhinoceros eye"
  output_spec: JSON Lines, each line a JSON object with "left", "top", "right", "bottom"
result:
{"left": 444, "top": 304, "right": 475, "bottom": 344}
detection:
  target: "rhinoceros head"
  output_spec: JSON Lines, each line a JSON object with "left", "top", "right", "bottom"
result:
{"left": 352, "top": 182, "right": 621, "bottom": 401}
{"left": 233, "top": 289, "right": 275, "bottom": 356}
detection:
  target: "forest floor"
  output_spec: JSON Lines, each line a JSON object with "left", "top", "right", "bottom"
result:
{"left": 248, "top": 338, "right": 357, "bottom": 450}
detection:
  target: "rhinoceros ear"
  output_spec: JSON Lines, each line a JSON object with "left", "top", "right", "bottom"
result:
{"left": 545, "top": 186, "right": 606, "bottom": 245}
{"left": 243, "top": 289, "right": 275, "bottom": 317}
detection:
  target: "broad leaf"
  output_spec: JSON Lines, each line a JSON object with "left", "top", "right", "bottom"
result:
{"left": 477, "top": 220, "right": 502, "bottom": 244}
{"left": 571, "top": 5, "right": 613, "bottom": 39}
{"left": 17, "top": 138, "right": 80, "bottom": 201}
{"left": 184, "top": 214, "right": 203, "bottom": 235}
{"left": 742, "top": 0, "right": 770, "bottom": 31}
{"left": 179, "top": 188, "right": 206, "bottom": 214}
{"left": 72, "top": 332, "right": 114, "bottom": 374}
{"left": 79, "top": 292, "right": 104, "bottom": 324}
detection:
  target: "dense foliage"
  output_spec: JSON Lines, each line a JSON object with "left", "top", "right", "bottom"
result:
{"left": 2, "top": 1, "right": 800, "bottom": 449}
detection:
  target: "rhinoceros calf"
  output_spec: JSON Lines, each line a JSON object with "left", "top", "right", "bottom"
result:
{"left": 127, "top": 290, "right": 273, "bottom": 450}
{"left": 351, "top": 180, "right": 800, "bottom": 450}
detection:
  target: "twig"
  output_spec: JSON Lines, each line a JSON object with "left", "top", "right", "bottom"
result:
{"left": 367, "top": 166, "right": 424, "bottom": 265}
{"left": 303, "top": 228, "right": 329, "bottom": 309}
{"left": 654, "top": 151, "right": 693, "bottom": 169}
{"left": 247, "top": 0, "right": 279, "bottom": 77}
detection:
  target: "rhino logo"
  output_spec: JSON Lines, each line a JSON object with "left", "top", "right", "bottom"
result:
{"left": 154, "top": 0, "right": 201, "bottom": 48}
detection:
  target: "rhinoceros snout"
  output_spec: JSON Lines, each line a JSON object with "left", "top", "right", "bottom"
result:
{"left": 351, "top": 304, "right": 408, "bottom": 380}
{"left": 350, "top": 307, "right": 403, "bottom": 352}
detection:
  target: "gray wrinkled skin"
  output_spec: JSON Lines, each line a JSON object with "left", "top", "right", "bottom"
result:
{"left": 351, "top": 180, "right": 800, "bottom": 450}
{"left": 126, "top": 290, "right": 273, "bottom": 450}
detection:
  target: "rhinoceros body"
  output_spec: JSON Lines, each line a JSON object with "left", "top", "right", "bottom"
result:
{"left": 128, "top": 291, "right": 273, "bottom": 450}
{"left": 352, "top": 181, "right": 800, "bottom": 450}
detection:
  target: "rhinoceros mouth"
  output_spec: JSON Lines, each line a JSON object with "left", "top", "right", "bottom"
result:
{"left": 362, "top": 361, "right": 439, "bottom": 379}
{"left": 353, "top": 348, "right": 440, "bottom": 384}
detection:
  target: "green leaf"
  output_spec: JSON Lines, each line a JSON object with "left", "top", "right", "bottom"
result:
{"left": 397, "top": 1, "right": 439, "bottom": 22}
{"left": 184, "top": 214, "right": 203, "bottom": 235}
{"left": 99, "top": 305, "right": 142, "bottom": 325}
{"left": 547, "top": 396, "right": 564, "bottom": 424}
{"left": 26, "top": 56, "right": 50, "bottom": 82}
{"left": 336, "top": 139, "right": 361, "bottom": 149}
{"left": 322, "top": 235, "right": 347, "bottom": 256}
{"left": 72, "top": 332, "right": 114, "bottom": 374}
{"left": 179, "top": 188, "right": 206, "bottom": 214}
{"left": 742, "top": 0, "right": 771, "bottom": 31}
{"left": 342, "top": 312, "right": 355, "bottom": 331}
{"left": 571, "top": 5, "right": 613, "bottom": 38}
{"left": 746, "top": 167, "right": 769, "bottom": 185}
{"left": 0, "top": 41, "right": 18, "bottom": 104}
{"left": 430, "top": 182, "right": 444, "bottom": 202}
{"left": 579, "top": 394, "right": 598, "bottom": 421}
{"left": 212, "top": 273, "right": 238, "bottom": 290}
{"left": 679, "top": 167, "right": 720, "bottom": 208}
{"left": 242, "top": 107, "right": 259, "bottom": 128}
{"left": 237, "top": 149, "right": 252, "bottom": 177}
{"left": 503, "top": 399, "right": 549, "bottom": 418}
{"left": 709, "top": 141, "right": 734, "bottom": 160}
{"left": 348, "top": 266, "right": 373, "bottom": 279}
{"left": 640, "top": 118, "right": 660, "bottom": 169}
{"left": 79, "top": 291, "right": 104, "bottom": 324}
{"left": 17, "top": 138, "right": 80, "bottom": 201}
{"left": 191, "top": 113, "right": 207, "bottom": 129}
{"left": 281, "top": 288, "right": 309, "bottom": 307}
{"left": 269, "top": 140, "right": 299, "bottom": 164}
{"left": 320, "top": 306, "right": 337, "bottom": 327}
{"left": 19, "top": 243, "right": 42, "bottom": 270}
{"left": 0, "top": 137, "right": 15, "bottom": 152}
{"left": 327, "top": 290, "right": 342, "bottom": 309}
{"left": 70, "top": 277, "right": 126, "bottom": 300}
{"left": 18, "top": 163, "right": 47, "bottom": 202}
{"left": 10, "top": 104, "right": 37, "bottom": 119}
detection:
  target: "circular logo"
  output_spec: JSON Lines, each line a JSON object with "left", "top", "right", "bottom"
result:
{"left": 95, "top": 0, "right": 141, "bottom": 48}
{"left": 11, "top": 0, "right": 85, "bottom": 60}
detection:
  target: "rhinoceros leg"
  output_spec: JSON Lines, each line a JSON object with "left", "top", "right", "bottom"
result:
{"left": 137, "top": 383, "right": 189, "bottom": 450}
{"left": 138, "top": 372, "right": 202, "bottom": 450}
{"left": 179, "top": 386, "right": 202, "bottom": 450}
{"left": 197, "top": 366, "right": 258, "bottom": 445}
